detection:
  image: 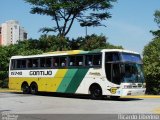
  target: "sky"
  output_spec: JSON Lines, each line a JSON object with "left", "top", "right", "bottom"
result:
{"left": 0, "top": 0, "right": 160, "bottom": 54}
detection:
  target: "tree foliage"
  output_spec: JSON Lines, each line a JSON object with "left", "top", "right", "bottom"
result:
{"left": 143, "top": 38, "right": 160, "bottom": 94}
{"left": 69, "top": 34, "right": 122, "bottom": 50}
{"left": 151, "top": 10, "right": 160, "bottom": 38}
{"left": 24, "top": 0, "right": 116, "bottom": 37}
{"left": 143, "top": 10, "right": 160, "bottom": 94}
{"left": 38, "top": 35, "right": 69, "bottom": 51}
{"left": 154, "top": 10, "right": 160, "bottom": 26}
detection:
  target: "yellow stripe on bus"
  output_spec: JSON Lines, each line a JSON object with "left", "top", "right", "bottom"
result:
{"left": 67, "top": 50, "right": 81, "bottom": 55}
{"left": 9, "top": 69, "right": 68, "bottom": 92}
{"left": 46, "top": 69, "right": 68, "bottom": 92}
{"left": 44, "top": 50, "right": 82, "bottom": 55}
{"left": 9, "top": 77, "right": 46, "bottom": 91}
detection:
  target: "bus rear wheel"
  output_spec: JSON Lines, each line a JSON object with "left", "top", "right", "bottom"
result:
{"left": 90, "top": 85, "right": 102, "bottom": 100}
{"left": 30, "top": 83, "right": 38, "bottom": 95}
{"left": 21, "top": 83, "right": 30, "bottom": 94}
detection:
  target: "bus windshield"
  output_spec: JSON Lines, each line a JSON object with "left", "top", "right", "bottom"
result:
{"left": 105, "top": 52, "right": 144, "bottom": 85}
{"left": 121, "top": 53, "right": 142, "bottom": 63}
{"left": 105, "top": 63, "right": 144, "bottom": 85}
{"left": 121, "top": 63, "right": 144, "bottom": 83}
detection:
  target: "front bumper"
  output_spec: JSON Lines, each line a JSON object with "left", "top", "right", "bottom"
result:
{"left": 118, "top": 88, "right": 146, "bottom": 96}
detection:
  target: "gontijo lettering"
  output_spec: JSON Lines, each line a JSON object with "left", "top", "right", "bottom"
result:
{"left": 29, "top": 71, "right": 52, "bottom": 76}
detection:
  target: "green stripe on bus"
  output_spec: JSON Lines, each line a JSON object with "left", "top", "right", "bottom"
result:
{"left": 56, "top": 69, "right": 78, "bottom": 93}
{"left": 79, "top": 51, "right": 89, "bottom": 54}
{"left": 79, "top": 49, "right": 102, "bottom": 54}
{"left": 88, "top": 49, "right": 102, "bottom": 54}
{"left": 65, "top": 68, "right": 89, "bottom": 93}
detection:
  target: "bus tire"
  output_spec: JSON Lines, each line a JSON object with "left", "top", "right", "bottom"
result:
{"left": 89, "top": 84, "right": 102, "bottom": 100}
{"left": 30, "top": 82, "right": 38, "bottom": 95}
{"left": 21, "top": 82, "right": 30, "bottom": 94}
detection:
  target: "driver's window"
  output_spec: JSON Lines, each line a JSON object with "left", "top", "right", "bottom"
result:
{"left": 112, "top": 64, "right": 121, "bottom": 85}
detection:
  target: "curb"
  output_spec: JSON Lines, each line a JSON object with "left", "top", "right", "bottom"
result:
{"left": 121, "top": 95, "right": 160, "bottom": 99}
{"left": 0, "top": 90, "right": 21, "bottom": 92}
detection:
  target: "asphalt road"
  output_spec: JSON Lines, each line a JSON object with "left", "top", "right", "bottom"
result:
{"left": 0, "top": 92, "right": 160, "bottom": 120}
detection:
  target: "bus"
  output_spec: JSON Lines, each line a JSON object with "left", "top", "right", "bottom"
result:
{"left": 9, "top": 49, "right": 146, "bottom": 99}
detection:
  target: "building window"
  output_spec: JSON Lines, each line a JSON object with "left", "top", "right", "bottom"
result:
{"left": 14, "top": 25, "right": 17, "bottom": 29}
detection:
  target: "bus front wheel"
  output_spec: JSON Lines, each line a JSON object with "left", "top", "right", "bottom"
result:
{"left": 90, "top": 84, "right": 102, "bottom": 100}
{"left": 30, "top": 82, "right": 38, "bottom": 95}
{"left": 21, "top": 83, "right": 30, "bottom": 94}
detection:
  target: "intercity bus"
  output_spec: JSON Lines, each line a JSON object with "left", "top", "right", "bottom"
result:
{"left": 9, "top": 49, "right": 146, "bottom": 99}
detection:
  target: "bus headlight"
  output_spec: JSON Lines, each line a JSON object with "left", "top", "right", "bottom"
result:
{"left": 124, "top": 85, "right": 132, "bottom": 89}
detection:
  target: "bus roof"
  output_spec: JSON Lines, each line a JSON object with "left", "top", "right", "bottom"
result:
{"left": 11, "top": 49, "right": 139, "bottom": 59}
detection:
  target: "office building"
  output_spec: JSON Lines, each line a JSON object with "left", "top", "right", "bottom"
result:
{"left": 0, "top": 20, "right": 27, "bottom": 46}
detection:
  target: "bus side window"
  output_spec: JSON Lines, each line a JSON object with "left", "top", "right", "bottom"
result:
{"left": 112, "top": 64, "right": 121, "bottom": 85}
{"left": 60, "top": 57, "right": 67, "bottom": 67}
{"left": 16, "top": 59, "right": 26, "bottom": 69}
{"left": 40, "top": 57, "right": 51, "bottom": 68}
{"left": 68, "top": 56, "right": 83, "bottom": 66}
{"left": 32, "top": 59, "right": 39, "bottom": 68}
{"left": 21, "top": 60, "right": 26, "bottom": 68}
{"left": 17, "top": 60, "right": 21, "bottom": 68}
{"left": 27, "top": 59, "right": 32, "bottom": 68}
{"left": 105, "top": 52, "right": 120, "bottom": 62}
{"left": 68, "top": 56, "right": 75, "bottom": 66}
{"left": 76, "top": 56, "right": 83, "bottom": 66}
{"left": 93, "top": 54, "right": 101, "bottom": 66}
{"left": 11, "top": 60, "right": 16, "bottom": 69}
{"left": 40, "top": 58, "right": 45, "bottom": 67}
{"left": 53, "top": 57, "right": 60, "bottom": 67}
{"left": 46, "top": 58, "right": 52, "bottom": 67}
{"left": 85, "top": 55, "right": 93, "bottom": 66}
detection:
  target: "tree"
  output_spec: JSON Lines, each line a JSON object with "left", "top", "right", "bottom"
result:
{"left": 150, "top": 10, "right": 160, "bottom": 38}
{"left": 69, "top": 34, "right": 123, "bottom": 50}
{"left": 24, "top": 0, "right": 116, "bottom": 37}
{"left": 38, "top": 35, "right": 69, "bottom": 51}
{"left": 143, "top": 38, "right": 160, "bottom": 94}
{"left": 143, "top": 10, "right": 160, "bottom": 94}
{"left": 0, "top": 45, "right": 19, "bottom": 88}
{"left": 154, "top": 10, "right": 160, "bottom": 26}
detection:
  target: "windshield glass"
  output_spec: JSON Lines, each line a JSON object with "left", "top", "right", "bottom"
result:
{"left": 105, "top": 62, "right": 144, "bottom": 85}
{"left": 121, "top": 63, "right": 144, "bottom": 83}
{"left": 105, "top": 52, "right": 144, "bottom": 85}
{"left": 121, "top": 53, "right": 142, "bottom": 63}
